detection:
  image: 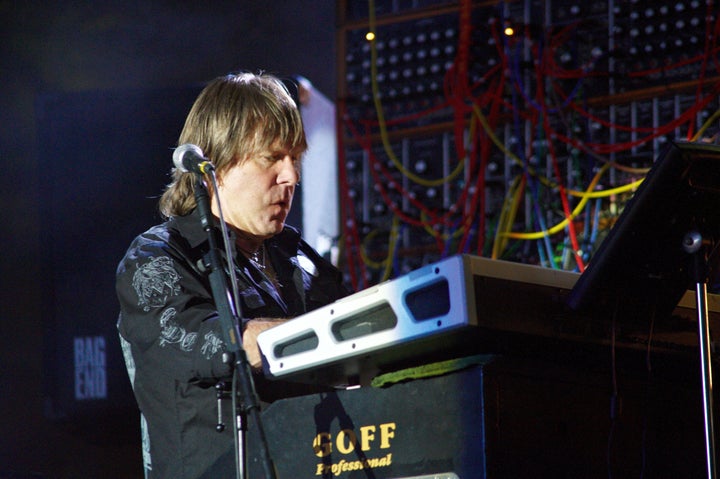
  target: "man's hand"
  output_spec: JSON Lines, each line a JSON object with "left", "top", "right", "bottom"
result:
{"left": 242, "top": 318, "right": 288, "bottom": 369}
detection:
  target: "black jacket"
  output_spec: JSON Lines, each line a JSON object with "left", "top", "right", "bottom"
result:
{"left": 116, "top": 209, "right": 349, "bottom": 478}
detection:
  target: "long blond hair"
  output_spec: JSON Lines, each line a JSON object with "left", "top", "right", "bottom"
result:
{"left": 159, "top": 72, "right": 307, "bottom": 218}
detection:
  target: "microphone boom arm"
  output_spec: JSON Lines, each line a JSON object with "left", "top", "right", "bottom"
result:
{"left": 192, "top": 169, "right": 277, "bottom": 479}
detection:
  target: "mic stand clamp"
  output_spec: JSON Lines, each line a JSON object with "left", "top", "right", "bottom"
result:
{"left": 193, "top": 176, "right": 277, "bottom": 479}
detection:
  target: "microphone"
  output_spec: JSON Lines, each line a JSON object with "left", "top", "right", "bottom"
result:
{"left": 173, "top": 144, "right": 215, "bottom": 174}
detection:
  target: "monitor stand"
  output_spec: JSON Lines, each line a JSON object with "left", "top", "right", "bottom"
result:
{"left": 567, "top": 140, "right": 720, "bottom": 479}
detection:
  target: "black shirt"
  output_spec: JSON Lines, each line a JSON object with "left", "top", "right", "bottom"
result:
{"left": 116, "top": 209, "right": 348, "bottom": 478}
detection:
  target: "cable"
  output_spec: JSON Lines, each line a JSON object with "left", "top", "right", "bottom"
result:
{"left": 339, "top": 0, "right": 720, "bottom": 285}
{"left": 367, "top": 0, "right": 467, "bottom": 188}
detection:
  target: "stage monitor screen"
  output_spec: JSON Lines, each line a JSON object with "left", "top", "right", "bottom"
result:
{"left": 567, "top": 140, "right": 720, "bottom": 320}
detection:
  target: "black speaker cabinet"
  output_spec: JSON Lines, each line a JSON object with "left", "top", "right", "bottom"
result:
{"left": 247, "top": 353, "right": 708, "bottom": 478}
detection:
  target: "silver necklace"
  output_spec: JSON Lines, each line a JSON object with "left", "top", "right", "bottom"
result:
{"left": 248, "top": 245, "right": 266, "bottom": 270}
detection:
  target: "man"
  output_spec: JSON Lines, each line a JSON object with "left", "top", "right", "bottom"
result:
{"left": 116, "top": 72, "right": 349, "bottom": 478}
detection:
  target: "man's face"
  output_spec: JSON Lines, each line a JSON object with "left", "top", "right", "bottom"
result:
{"left": 212, "top": 142, "right": 301, "bottom": 240}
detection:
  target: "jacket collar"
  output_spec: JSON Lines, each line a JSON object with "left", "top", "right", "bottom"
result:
{"left": 168, "top": 208, "right": 302, "bottom": 256}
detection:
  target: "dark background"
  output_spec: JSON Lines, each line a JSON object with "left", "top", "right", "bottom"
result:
{"left": 0, "top": 2, "right": 336, "bottom": 477}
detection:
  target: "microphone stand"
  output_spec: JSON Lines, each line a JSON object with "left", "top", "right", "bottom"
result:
{"left": 684, "top": 231, "right": 717, "bottom": 479}
{"left": 193, "top": 175, "right": 278, "bottom": 479}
